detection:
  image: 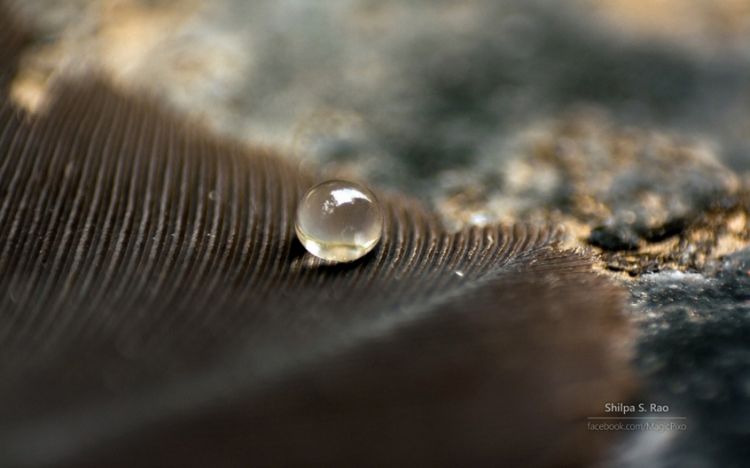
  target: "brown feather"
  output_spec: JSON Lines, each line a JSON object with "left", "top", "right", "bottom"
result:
{"left": 0, "top": 9, "right": 634, "bottom": 467}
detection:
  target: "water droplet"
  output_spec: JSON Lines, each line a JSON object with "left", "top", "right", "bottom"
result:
{"left": 295, "top": 180, "right": 383, "bottom": 262}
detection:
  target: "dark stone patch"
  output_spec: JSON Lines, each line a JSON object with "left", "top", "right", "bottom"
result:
{"left": 629, "top": 254, "right": 750, "bottom": 467}
{"left": 589, "top": 225, "right": 641, "bottom": 251}
{"left": 636, "top": 217, "right": 688, "bottom": 243}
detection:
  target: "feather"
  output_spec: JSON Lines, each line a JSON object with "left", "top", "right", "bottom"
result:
{"left": 0, "top": 9, "right": 634, "bottom": 467}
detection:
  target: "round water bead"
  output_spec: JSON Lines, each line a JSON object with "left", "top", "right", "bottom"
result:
{"left": 295, "top": 180, "right": 383, "bottom": 262}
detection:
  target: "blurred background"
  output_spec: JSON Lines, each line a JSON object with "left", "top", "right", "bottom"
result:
{"left": 9, "top": 0, "right": 750, "bottom": 225}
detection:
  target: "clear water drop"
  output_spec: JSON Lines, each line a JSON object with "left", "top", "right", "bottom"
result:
{"left": 295, "top": 180, "right": 383, "bottom": 262}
